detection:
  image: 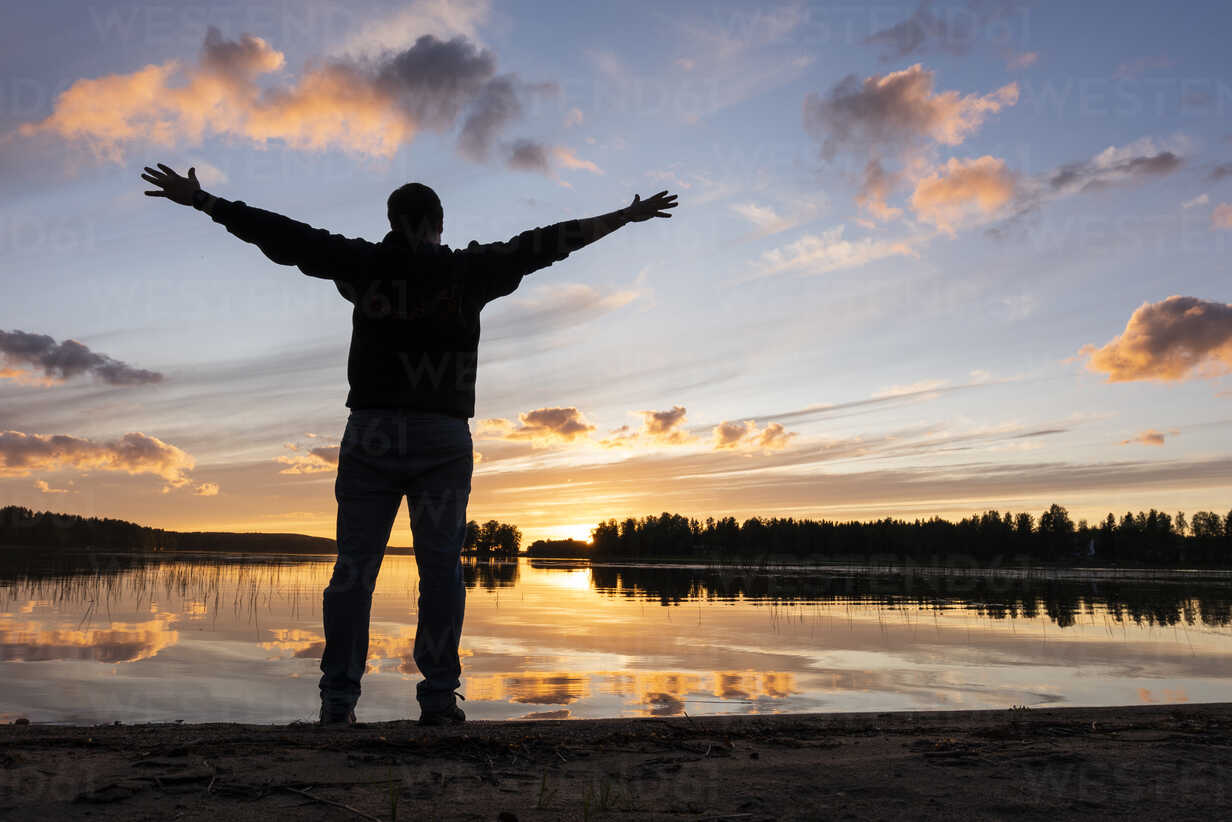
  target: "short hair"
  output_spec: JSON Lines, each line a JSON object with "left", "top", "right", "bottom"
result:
{"left": 387, "top": 182, "right": 443, "bottom": 234}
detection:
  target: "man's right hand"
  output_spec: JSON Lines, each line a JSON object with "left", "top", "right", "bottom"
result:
{"left": 141, "top": 163, "right": 202, "bottom": 206}
{"left": 623, "top": 191, "right": 678, "bottom": 222}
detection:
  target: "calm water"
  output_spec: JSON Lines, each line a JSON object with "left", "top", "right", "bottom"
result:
{"left": 1, "top": 551, "right": 1229, "bottom": 725}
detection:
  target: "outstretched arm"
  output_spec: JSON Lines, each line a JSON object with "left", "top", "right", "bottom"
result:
{"left": 565, "top": 190, "right": 678, "bottom": 251}
{"left": 467, "top": 191, "right": 677, "bottom": 302}
{"left": 140, "top": 163, "right": 437, "bottom": 281}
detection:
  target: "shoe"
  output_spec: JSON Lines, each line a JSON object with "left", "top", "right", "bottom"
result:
{"left": 418, "top": 692, "right": 466, "bottom": 727}
{"left": 319, "top": 704, "right": 356, "bottom": 726}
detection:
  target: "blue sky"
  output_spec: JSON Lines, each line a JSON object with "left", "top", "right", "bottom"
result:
{"left": 2, "top": 0, "right": 1231, "bottom": 541}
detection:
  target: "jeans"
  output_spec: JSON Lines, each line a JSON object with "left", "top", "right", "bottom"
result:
{"left": 318, "top": 408, "right": 472, "bottom": 714}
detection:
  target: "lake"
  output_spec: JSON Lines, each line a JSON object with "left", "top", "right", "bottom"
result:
{"left": 1, "top": 551, "right": 1229, "bottom": 725}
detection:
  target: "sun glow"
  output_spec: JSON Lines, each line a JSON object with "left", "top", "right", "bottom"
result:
{"left": 552, "top": 523, "right": 595, "bottom": 543}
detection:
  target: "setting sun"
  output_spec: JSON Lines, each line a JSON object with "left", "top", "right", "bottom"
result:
{"left": 551, "top": 523, "right": 596, "bottom": 544}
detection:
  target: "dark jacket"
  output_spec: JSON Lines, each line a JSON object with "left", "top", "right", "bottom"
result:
{"left": 211, "top": 199, "right": 586, "bottom": 418}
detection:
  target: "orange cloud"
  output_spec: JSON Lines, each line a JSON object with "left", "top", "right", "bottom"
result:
{"left": 275, "top": 443, "right": 340, "bottom": 475}
{"left": 639, "top": 406, "right": 692, "bottom": 444}
{"left": 601, "top": 406, "right": 695, "bottom": 448}
{"left": 856, "top": 159, "right": 903, "bottom": 221}
{"left": 910, "top": 155, "right": 1017, "bottom": 232}
{"left": 33, "top": 480, "right": 70, "bottom": 494}
{"left": 0, "top": 617, "right": 178, "bottom": 663}
{"left": 712, "top": 420, "right": 795, "bottom": 451}
{"left": 0, "top": 430, "right": 196, "bottom": 489}
{"left": 478, "top": 407, "right": 596, "bottom": 446}
{"left": 1213, "top": 203, "right": 1232, "bottom": 230}
{"left": 805, "top": 64, "right": 1018, "bottom": 157}
{"left": 1081, "top": 296, "right": 1232, "bottom": 382}
{"left": 551, "top": 146, "right": 603, "bottom": 174}
{"left": 18, "top": 27, "right": 545, "bottom": 163}
{"left": 1121, "top": 430, "right": 1167, "bottom": 447}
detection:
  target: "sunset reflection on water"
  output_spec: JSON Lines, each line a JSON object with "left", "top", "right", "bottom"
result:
{"left": 1, "top": 553, "right": 1229, "bottom": 725}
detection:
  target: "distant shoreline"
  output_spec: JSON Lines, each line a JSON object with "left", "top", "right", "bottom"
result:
{"left": 6, "top": 543, "right": 1232, "bottom": 579}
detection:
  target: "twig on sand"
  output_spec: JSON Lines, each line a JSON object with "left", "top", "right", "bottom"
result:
{"left": 277, "top": 785, "right": 382, "bottom": 821}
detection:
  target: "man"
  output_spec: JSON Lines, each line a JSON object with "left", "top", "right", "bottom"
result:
{"left": 140, "top": 163, "right": 676, "bottom": 726}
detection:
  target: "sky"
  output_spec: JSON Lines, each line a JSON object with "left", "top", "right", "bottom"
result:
{"left": 1, "top": 0, "right": 1231, "bottom": 544}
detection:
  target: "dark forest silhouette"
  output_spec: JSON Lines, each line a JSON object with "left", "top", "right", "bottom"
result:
{"left": 575, "top": 505, "right": 1232, "bottom": 567}
{"left": 6, "top": 503, "right": 1232, "bottom": 567}
{"left": 0, "top": 506, "right": 520, "bottom": 557}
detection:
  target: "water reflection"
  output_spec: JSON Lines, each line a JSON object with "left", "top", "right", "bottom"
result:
{"left": 0, "top": 551, "right": 1228, "bottom": 724}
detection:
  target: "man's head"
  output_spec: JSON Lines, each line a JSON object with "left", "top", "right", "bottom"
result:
{"left": 387, "top": 182, "right": 443, "bottom": 245}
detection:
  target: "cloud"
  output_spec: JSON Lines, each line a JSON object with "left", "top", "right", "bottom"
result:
{"left": 805, "top": 64, "right": 1017, "bottom": 159}
{"left": 863, "top": 0, "right": 1030, "bottom": 60}
{"left": 909, "top": 155, "right": 1018, "bottom": 232}
{"left": 602, "top": 406, "right": 696, "bottom": 448}
{"left": 478, "top": 407, "right": 596, "bottom": 446}
{"left": 728, "top": 202, "right": 790, "bottom": 235}
{"left": 856, "top": 160, "right": 903, "bottom": 221}
{"left": 330, "top": 0, "right": 491, "bottom": 57}
{"left": 1047, "top": 140, "right": 1183, "bottom": 195}
{"left": 1182, "top": 193, "right": 1210, "bottom": 209}
{"left": 1214, "top": 203, "right": 1232, "bottom": 230}
{"left": 1007, "top": 51, "right": 1039, "bottom": 70}
{"left": 506, "top": 138, "right": 550, "bottom": 173}
{"left": 34, "top": 480, "right": 70, "bottom": 494}
{"left": 193, "top": 482, "right": 220, "bottom": 496}
{"left": 505, "top": 140, "right": 602, "bottom": 180}
{"left": 0, "top": 430, "right": 195, "bottom": 488}
{"left": 639, "top": 406, "right": 691, "bottom": 444}
{"left": 19, "top": 27, "right": 549, "bottom": 162}
{"left": 1081, "top": 296, "right": 1232, "bottom": 382}
{"left": 457, "top": 75, "right": 523, "bottom": 162}
{"left": 551, "top": 146, "right": 603, "bottom": 174}
{"left": 188, "top": 160, "right": 228, "bottom": 186}
{"left": 756, "top": 422, "right": 795, "bottom": 450}
{"left": 1122, "top": 430, "right": 1166, "bottom": 447}
{"left": 275, "top": 443, "right": 340, "bottom": 475}
{"left": 712, "top": 420, "right": 795, "bottom": 451}
{"left": 730, "top": 198, "right": 820, "bottom": 236}
{"left": 1210, "top": 164, "right": 1232, "bottom": 182}
{"left": 564, "top": 107, "right": 584, "bottom": 127}
{"left": 871, "top": 379, "right": 950, "bottom": 399}
{"left": 756, "top": 225, "right": 918, "bottom": 278}
{"left": 0, "top": 330, "right": 163, "bottom": 386}
{"left": 989, "top": 137, "right": 1190, "bottom": 234}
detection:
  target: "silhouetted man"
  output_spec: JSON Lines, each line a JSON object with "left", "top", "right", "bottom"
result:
{"left": 141, "top": 163, "right": 676, "bottom": 726}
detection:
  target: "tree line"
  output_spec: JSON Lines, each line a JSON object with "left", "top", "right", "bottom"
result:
{"left": 7, "top": 503, "right": 1232, "bottom": 567}
{"left": 586, "top": 504, "right": 1232, "bottom": 566}
{"left": 463, "top": 519, "right": 521, "bottom": 558}
{"left": 1, "top": 506, "right": 521, "bottom": 557}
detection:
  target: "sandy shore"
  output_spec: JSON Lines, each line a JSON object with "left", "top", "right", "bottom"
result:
{"left": 1, "top": 703, "right": 1228, "bottom": 820}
